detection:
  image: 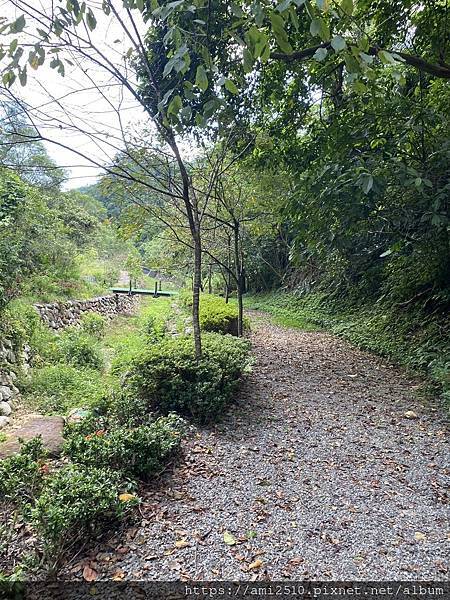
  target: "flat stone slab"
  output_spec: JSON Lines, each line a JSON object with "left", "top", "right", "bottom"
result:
{"left": 0, "top": 416, "right": 64, "bottom": 459}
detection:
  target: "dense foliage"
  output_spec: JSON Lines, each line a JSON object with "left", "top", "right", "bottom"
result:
{"left": 122, "top": 332, "right": 252, "bottom": 422}
{"left": 64, "top": 414, "right": 184, "bottom": 479}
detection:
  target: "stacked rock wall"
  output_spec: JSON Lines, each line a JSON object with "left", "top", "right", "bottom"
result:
{"left": 0, "top": 340, "right": 28, "bottom": 428}
{"left": 34, "top": 294, "right": 138, "bottom": 330}
{"left": 0, "top": 294, "right": 138, "bottom": 428}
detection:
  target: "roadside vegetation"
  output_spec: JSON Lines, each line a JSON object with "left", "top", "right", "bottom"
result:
{"left": 0, "top": 0, "right": 448, "bottom": 583}
{"left": 0, "top": 293, "right": 251, "bottom": 576}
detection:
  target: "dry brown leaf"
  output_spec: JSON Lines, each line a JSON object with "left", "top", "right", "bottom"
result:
{"left": 82, "top": 565, "right": 98, "bottom": 582}
{"left": 248, "top": 559, "right": 263, "bottom": 570}
{"left": 112, "top": 569, "right": 125, "bottom": 581}
{"left": 175, "top": 539, "right": 190, "bottom": 549}
{"left": 404, "top": 411, "right": 418, "bottom": 419}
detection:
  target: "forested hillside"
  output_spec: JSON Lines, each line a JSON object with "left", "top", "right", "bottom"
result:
{"left": 0, "top": 0, "right": 449, "bottom": 586}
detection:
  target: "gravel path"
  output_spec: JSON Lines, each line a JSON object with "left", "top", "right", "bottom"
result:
{"left": 70, "top": 315, "right": 449, "bottom": 580}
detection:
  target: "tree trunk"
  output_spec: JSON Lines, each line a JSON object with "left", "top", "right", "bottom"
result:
{"left": 167, "top": 133, "right": 202, "bottom": 358}
{"left": 208, "top": 264, "right": 212, "bottom": 294}
{"left": 233, "top": 220, "right": 243, "bottom": 337}
{"left": 192, "top": 229, "right": 202, "bottom": 358}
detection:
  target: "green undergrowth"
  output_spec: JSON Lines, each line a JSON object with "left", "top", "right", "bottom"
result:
{"left": 20, "top": 297, "right": 174, "bottom": 415}
{"left": 245, "top": 291, "right": 450, "bottom": 407}
{"left": 2, "top": 292, "right": 252, "bottom": 576}
{"left": 180, "top": 291, "right": 250, "bottom": 335}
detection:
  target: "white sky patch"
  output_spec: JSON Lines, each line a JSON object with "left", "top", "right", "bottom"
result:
{"left": 1, "top": 0, "right": 149, "bottom": 188}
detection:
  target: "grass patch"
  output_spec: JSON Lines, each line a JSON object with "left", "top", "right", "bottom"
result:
{"left": 243, "top": 293, "right": 322, "bottom": 331}
{"left": 22, "top": 364, "right": 107, "bottom": 414}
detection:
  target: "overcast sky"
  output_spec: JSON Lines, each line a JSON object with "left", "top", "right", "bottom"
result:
{"left": 2, "top": 0, "right": 148, "bottom": 189}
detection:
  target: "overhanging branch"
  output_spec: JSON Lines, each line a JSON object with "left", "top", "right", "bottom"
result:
{"left": 271, "top": 44, "right": 450, "bottom": 79}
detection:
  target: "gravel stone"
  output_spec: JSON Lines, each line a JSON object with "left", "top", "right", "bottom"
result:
{"left": 61, "top": 316, "right": 450, "bottom": 580}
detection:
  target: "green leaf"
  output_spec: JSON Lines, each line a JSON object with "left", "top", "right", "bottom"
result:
{"left": 18, "top": 66, "right": 27, "bottom": 86}
{"left": 313, "top": 47, "right": 327, "bottom": 61}
{"left": 277, "top": 0, "right": 292, "bottom": 12}
{"left": 195, "top": 64, "right": 208, "bottom": 92}
{"left": 180, "top": 106, "right": 192, "bottom": 121}
{"left": 357, "top": 35, "right": 369, "bottom": 52}
{"left": 270, "top": 13, "right": 293, "bottom": 54}
{"left": 379, "top": 249, "right": 393, "bottom": 258}
{"left": 243, "top": 48, "right": 254, "bottom": 73}
{"left": 352, "top": 80, "right": 366, "bottom": 94}
{"left": 37, "top": 28, "right": 49, "bottom": 39}
{"left": 378, "top": 50, "right": 397, "bottom": 65}
{"left": 167, "top": 94, "right": 182, "bottom": 117}
{"left": 316, "top": 0, "right": 329, "bottom": 12}
{"left": 331, "top": 35, "right": 346, "bottom": 52}
{"left": 360, "top": 173, "right": 373, "bottom": 194}
{"left": 10, "top": 15, "right": 26, "bottom": 33}
{"left": 224, "top": 79, "right": 239, "bottom": 94}
{"left": 86, "top": 9, "right": 97, "bottom": 31}
{"left": 223, "top": 531, "right": 237, "bottom": 546}
{"left": 2, "top": 71, "right": 16, "bottom": 87}
{"left": 340, "top": 0, "right": 353, "bottom": 15}
{"left": 9, "top": 39, "right": 18, "bottom": 55}
{"left": 230, "top": 3, "right": 244, "bottom": 17}
{"left": 310, "top": 18, "right": 330, "bottom": 41}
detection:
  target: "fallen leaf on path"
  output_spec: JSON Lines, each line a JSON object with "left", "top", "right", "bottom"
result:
{"left": 414, "top": 532, "right": 426, "bottom": 541}
{"left": 82, "top": 565, "right": 98, "bottom": 582}
{"left": 248, "top": 559, "right": 263, "bottom": 570}
{"left": 119, "top": 493, "right": 136, "bottom": 502}
{"left": 223, "top": 531, "right": 237, "bottom": 546}
{"left": 175, "top": 539, "right": 190, "bottom": 549}
{"left": 404, "top": 411, "right": 418, "bottom": 419}
{"left": 112, "top": 569, "right": 125, "bottom": 581}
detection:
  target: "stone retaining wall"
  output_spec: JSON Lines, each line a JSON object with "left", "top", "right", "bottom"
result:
{"left": 0, "top": 294, "right": 139, "bottom": 428}
{"left": 34, "top": 294, "right": 138, "bottom": 330}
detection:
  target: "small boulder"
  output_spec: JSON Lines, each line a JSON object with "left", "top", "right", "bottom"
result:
{"left": 0, "top": 416, "right": 65, "bottom": 459}
{"left": 0, "top": 416, "right": 10, "bottom": 429}
{"left": 67, "top": 407, "right": 90, "bottom": 424}
{"left": 0, "top": 385, "right": 12, "bottom": 401}
{"left": 0, "top": 401, "right": 12, "bottom": 417}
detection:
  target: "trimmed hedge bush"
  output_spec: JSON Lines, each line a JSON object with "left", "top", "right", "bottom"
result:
{"left": 64, "top": 414, "right": 184, "bottom": 479}
{"left": 123, "top": 332, "right": 252, "bottom": 421}
{"left": 0, "top": 438, "right": 47, "bottom": 505}
{"left": 31, "top": 465, "right": 134, "bottom": 563}
{"left": 181, "top": 293, "right": 249, "bottom": 336}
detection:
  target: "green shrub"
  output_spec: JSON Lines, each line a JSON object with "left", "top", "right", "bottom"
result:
{"left": 124, "top": 332, "right": 252, "bottom": 421}
{"left": 31, "top": 465, "right": 134, "bottom": 564}
{"left": 28, "top": 324, "right": 104, "bottom": 370}
{"left": 23, "top": 364, "right": 105, "bottom": 414}
{"left": 142, "top": 314, "right": 167, "bottom": 343}
{"left": 0, "top": 438, "right": 47, "bottom": 505}
{"left": 199, "top": 295, "right": 240, "bottom": 335}
{"left": 181, "top": 293, "right": 249, "bottom": 336}
{"left": 80, "top": 312, "right": 106, "bottom": 340}
{"left": 64, "top": 414, "right": 184, "bottom": 479}
{"left": 0, "top": 300, "right": 42, "bottom": 352}
{"left": 94, "top": 389, "right": 151, "bottom": 427}
{"left": 56, "top": 329, "right": 104, "bottom": 370}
